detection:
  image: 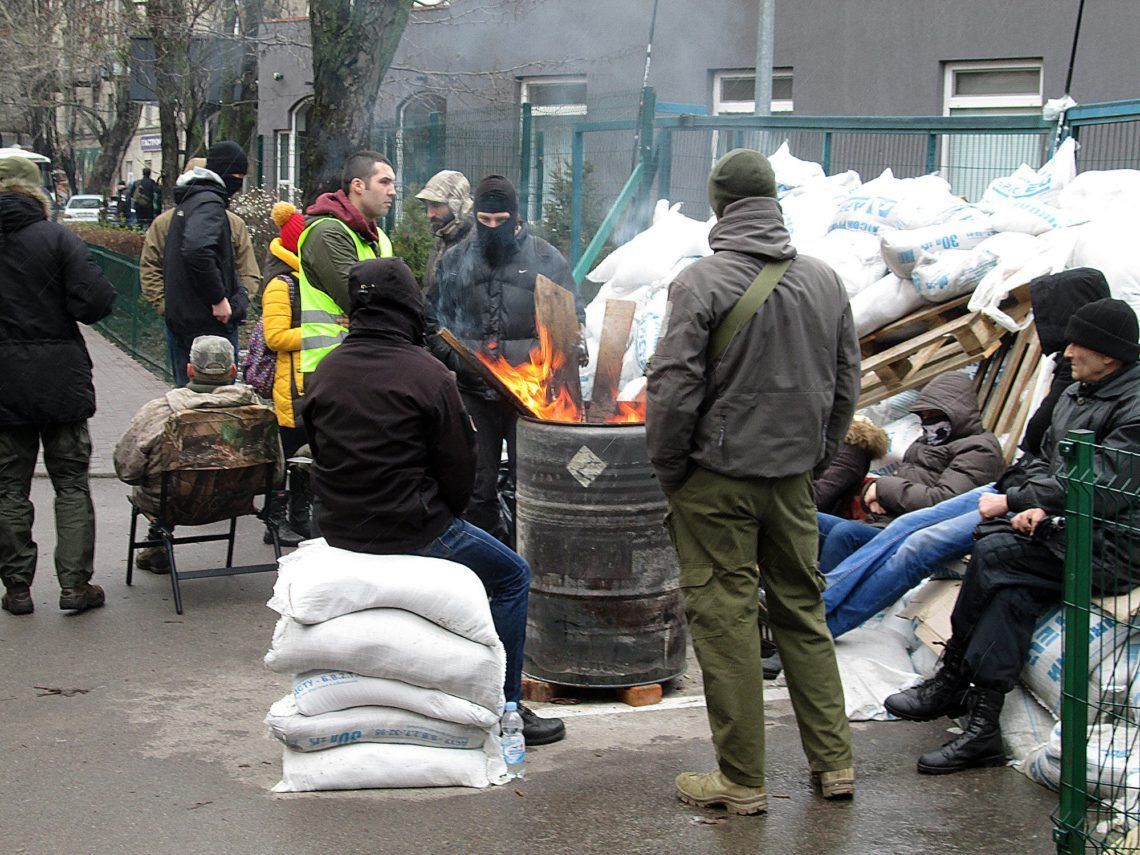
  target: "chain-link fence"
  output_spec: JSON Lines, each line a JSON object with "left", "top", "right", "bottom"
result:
{"left": 1055, "top": 431, "right": 1140, "bottom": 854}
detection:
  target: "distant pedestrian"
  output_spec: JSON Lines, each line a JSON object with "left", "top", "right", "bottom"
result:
{"left": 133, "top": 167, "right": 158, "bottom": 230}
{"left": 114, "top": 180, "right": 129, "bottom": 225}
{"left": 0, "top": 155, "right": 116, "bottom": 615}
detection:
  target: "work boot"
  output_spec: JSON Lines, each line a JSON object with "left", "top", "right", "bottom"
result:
{"left": 518, "top": 702, "right": 566, "bottom": 746}
{"left": 136, "top": 546, "right": 170, "bottom": 575}
{"left": 59, "top": 583, "right": 105, "bottom": 613}
{"left": 762, "top": 644, "right": 783, "bottom": 681}
{"left": 812, "top": 767, "right": 855, "bottom": 799}
{"left": 2, "top": 583, "right": 33, "bottom": 616}
{"left": 917, "top": 686, "right": 1006, "bottom": 775}
{"left": 675, "top": 770, "right": 767, "bottom": 816}
{"left": 263, "top": 490, "right": 304, "bottom": 547}
{"left": 883, "top": 642, "right": 969, "bottom": 721}
{"left": 287, "top": 467, "right": 313, "bottom": 540}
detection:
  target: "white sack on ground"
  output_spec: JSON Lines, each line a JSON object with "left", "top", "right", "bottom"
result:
{"left": 987, "top": 199, "right": 1079, "bottom": 236}
{"left": 910, "top": 247, "right": 1000, "bottom": 302}
{"left": 769, "top": 140, "right": 825, "bottom": 194}
{"left": 292, "top": 671, "right": 500, "bottom": 727}
{"left": 585, "top": 200, "right": 711, "bottom": 295}
{"left": 850, "top": 273, "right": 926, "bottom": 338}
{"left": 1058, "top": 169, "right": 1140, "bottom": 220}
{"left": 981, "top": 137, "right": 1077, "bottom": 208}
{"left": 880, "top": 218, "right": 997, "bottom": 279}
{"left": 273, "top": 740, "right": 508, "bottom": 792}
{"left": 1069, "top": 218, "right": 1140, "bottom": 318}
{"left": 830, "top": 171, "right": 961, "bottom": 236}
{"left": 269, "top": 541, "right": 497, "bottom": 644}
{"left": 266, "top": 695, "right": 487, "bottom": 752}
{"left": 265, "top": 609, "right": 506, "bottom": 712}
{"left": 781, "top": 170, "right": 861, "bottom": 244}
{"left": 799, "top": 230, "right": 886, "bottom": 297}
{"left": 1002, "top": 685, "right": 1057, "bottom": 769}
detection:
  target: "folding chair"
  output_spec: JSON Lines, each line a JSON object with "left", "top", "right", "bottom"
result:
{"left": 125, "top": 404, "right": 283, "bottom": 614}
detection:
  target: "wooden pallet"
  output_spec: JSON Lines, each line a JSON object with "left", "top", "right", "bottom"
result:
{"left": 522, "top": 676, "right": 667, "bottom": 708}
{"left": 975, "top": 324, "right": 1044, "bottom": 462}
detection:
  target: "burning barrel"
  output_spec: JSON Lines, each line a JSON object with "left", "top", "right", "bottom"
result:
{"left": 516, "top": 417, "right": 688, "bottom": 687}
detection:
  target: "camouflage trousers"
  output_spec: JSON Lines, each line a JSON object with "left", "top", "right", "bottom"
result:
{"left": 0, "top": 422, "right": 95, "bottom": 590}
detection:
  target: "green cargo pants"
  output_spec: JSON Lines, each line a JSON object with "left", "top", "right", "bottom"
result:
{"left": 0, "top": 422, "right": 96, "bottom": 590}
{"left": 666, "top": 466, "right": 852, "bottom": 788}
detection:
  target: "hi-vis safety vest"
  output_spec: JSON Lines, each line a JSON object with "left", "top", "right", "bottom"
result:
{"left": 297, "top": 218, "right": 392, "bottom": 372}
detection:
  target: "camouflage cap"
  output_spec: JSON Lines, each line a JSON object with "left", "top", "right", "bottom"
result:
{"left": 415, "top": 169, "right": 473, "bottom": 219}
{"left": 0, "top": 156, "right": 43, "bottom": 192}
{"left": 189, "top": 335, "right": 236, "bottom": 382}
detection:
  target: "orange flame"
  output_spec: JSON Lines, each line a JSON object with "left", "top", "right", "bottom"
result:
{"left": 475, "top": 325, "right": 646, "bottom": 425}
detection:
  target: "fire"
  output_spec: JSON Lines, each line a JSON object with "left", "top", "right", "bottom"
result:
{"left": 475, "top": 326, "right": 646, "bottom": 425}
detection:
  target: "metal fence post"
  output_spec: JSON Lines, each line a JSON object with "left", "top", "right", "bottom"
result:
{"left": 570, "top": 128, "right": 585, "bottom": 268}
{"left": 821, "top": 131, "right": 832, "bottom": 175}
{"left": 925, "top": 133, "right": 938, "bottom": 175}
{"left": 534, "top": 130, "right": 545, "bottom": 224}
{"left": 428, "top": 111, "right": 444, "bottom": 176}
{"left": 1055, "top": 428, "right": 1096, "bottom": 854}
{"left": 519, "top": 103, "right": 532, "bottom": 222}
{"left": 657, "top": 129, "right": 673, "bottom": 201}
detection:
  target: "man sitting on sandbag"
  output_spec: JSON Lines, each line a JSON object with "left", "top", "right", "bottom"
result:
{"left": 301, "top": 257, "right": 566, "bottom": 746}
{"left": 884, "top": 297, "right": 1140, "bottom": 774}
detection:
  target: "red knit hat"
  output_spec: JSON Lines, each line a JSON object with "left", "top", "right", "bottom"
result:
{"left": 271, "top": 202, "right": 305, "bottom": 253}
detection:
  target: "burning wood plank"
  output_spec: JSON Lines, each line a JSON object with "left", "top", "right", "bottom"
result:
{"left": 435, "top": 328, "right": 536, "bottom": 417}
{"left": 587, "top": 299, "right": 636, "bottom": 423}
{"left": 533, "top": 274, "right": 584, "bottom": 413}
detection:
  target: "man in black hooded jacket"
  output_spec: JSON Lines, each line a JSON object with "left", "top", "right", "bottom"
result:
{"left": 162, "top": 140, "right": 251, "bottom": 386}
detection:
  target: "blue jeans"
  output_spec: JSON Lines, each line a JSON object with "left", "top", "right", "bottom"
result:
{"left": 822, "top": 484, "right": 997, "bottom": 639}
{"left": 165, "top": 326, "right": 240, "bottom": 387}
{"left": 817, "top": 514, "right": 880, "bottom": 574}
{"left": 415, "top": 518, "right": 530, "bottom": 703}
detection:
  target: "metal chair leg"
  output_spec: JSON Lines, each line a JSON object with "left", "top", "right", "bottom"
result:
{"left": 164, "top": 532, "right": 183, "bottom": 615}
{"left": 126, "top": 505, "right": 140, "bottom": 586}
{"left": 225, "top": 517, "right": 237, "bottom": 568}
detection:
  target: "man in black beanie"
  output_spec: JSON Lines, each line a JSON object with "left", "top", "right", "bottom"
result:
{"left": 427, "top": 175, "right": 584, "bottom": 544}
{"left": 161, "top": 140, "right": 252, "bottom": 386}
{"left": 886, "top": 296, "right": 1140, "bottom": 775}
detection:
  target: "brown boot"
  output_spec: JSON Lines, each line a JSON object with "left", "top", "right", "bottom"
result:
{"left": 59, "top": 583, "right": 105, "bottom": 613}
{"left": 2, "top": 583, "right": 33, "bottom": 615}
{"left": 135, "top": 547, "right": 170, "bottom": 575}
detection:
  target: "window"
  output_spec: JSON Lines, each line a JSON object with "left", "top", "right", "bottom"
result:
{"left": 521, "top": 77, "right": 587, "bottom": 117}
{"left": 713, "top": 69, "right": 793, "bottom": 115}
{"left": 520, "top": 77, "right": 587, "bottom": 219}
{"left": 275, "top": 100, "right": 309, "bottom": 202}
{"left": 942, "top": 60, "right": 1044, "bottom": 200}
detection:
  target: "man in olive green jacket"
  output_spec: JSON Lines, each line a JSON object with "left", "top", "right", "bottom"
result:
{"left": 647, "top": 148, "right": 860, "bottom": 815}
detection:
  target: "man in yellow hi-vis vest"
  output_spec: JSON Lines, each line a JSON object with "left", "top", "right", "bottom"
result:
{"left": 298, "top": 150, "right": 395, "bottom": 374}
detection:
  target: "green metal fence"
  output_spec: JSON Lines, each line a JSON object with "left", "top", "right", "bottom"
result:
{"left": 87, "top": 245, "right": 171, "bottom": 381}
{"left": 1055, "top": 430, "right": 1140, "bottom": 853}
{"left": 1066, "top": 100, "right": 1140, "bottom": 172}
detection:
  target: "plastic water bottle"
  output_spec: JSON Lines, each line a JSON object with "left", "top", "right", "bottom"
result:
{"left": 500, "top": 701, "right": 526, "bottom": 779}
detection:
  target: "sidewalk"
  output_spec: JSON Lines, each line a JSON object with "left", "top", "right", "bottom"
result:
{"left": 35, "top": 327, "right": 170, "bottom": 478}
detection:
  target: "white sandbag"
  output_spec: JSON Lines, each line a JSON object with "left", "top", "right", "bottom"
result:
{"left": 1069, "top": 217, "right": 1140, "bottom": 318}
{"left": 829, "top": 169, "right": 904, "bottom": 235}
{"left": 1096, "top": 632, "right": 1140, "bottom": 724}
{"left": 967, "top": 231, "right": 1075, "bottom": 331}
{"left": 769, "top": 140, "right": 825, "bottom": 194}
{"left": 892, "top": 177, "right": 971, "bottom": 230}
{"left": 988, "top": 199, "right": 1078, "bottom": 236}
{"left": 1002, "top": 685, "right": 1057, "bottom": 767}
{"left": 293, "top": 671, "right": 500, "bottom": 727}
{"left": 910, "top": 247, "right": 1000, "bottom": 302}
{"left": 781, "top": 175, "right": 860, "bottom": 244}
{"left": 981, "top": 137, "right": 1077, "bottom": 207}
{"left": 270, "top": 542, "right": 497, "bottom": 645}
{"left": 850, "top": 273, "right": 926, "bottom": 337}
{"left": 832, "top": 625, "right": 923, "bottom": 721}
{"left": 800, "top": 230, "right": 886, "bottom": 297}
{"left": 273, "top": 740, "right": 508, "bottom": 792}
{"left": 1058, "top": 169, "right": 1140, "bottom": 220}
{"left": 880, "top": 218, "right": 996, "bottom": 279}
{"left": 265, "top": 609, "right": 506, "bottom": 712}
{"left": 266, "top": 695, "right": 487, "bottom": 752}
{"left": 585, "top": 201, "right": 711, "bottom": 295}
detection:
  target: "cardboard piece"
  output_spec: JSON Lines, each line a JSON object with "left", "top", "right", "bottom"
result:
{"left": 897, "top": 579, "right": 961, "bottom": 651}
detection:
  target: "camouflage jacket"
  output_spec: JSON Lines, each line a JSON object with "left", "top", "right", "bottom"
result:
{"left": 114, "top": 384, "right": 284, "bottom": 516}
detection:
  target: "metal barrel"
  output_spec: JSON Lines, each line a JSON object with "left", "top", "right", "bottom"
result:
{"left": 516, "top": 418, "right": 687, "bottom": 687}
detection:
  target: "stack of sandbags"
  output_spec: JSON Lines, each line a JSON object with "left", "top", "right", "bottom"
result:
{"left": 263, "top": 540, "right": 509, "bottom": 792}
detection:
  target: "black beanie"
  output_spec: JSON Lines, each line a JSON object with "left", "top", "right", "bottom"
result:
{"left": 474, "top": 175, "right": 518, "bottom": 218}
{"left": 708, "top": 148, "right": 777, "bottom": 217}
{"left": 206, "top": 140, "right": 249, "bottom": 176}
{"left": 1065, "top": 297, "right": 1140, "bottom": 363}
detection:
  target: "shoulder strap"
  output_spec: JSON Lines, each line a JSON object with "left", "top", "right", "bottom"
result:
{"left": 708, "top": 258, "right": 792, "bottom": 364}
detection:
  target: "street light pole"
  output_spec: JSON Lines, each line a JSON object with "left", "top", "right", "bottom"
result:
{"left": 753, "top": 0, "right": 774, "bottom": 118}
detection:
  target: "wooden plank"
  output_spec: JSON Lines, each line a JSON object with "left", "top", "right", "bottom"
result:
{"left": 994, "top": 332, "right": 1042, "bottom": 458}
{"left": 534, "top": 274, "right": 584, "bottom": 411}
{"left": 436, "top": 328, "right": 535, "bottom": 418}
{"left": 587, "top": 299, "right": 637, "bottom": 423}
{"left": 857, "top": 347, "right": 999, "bottom": 409}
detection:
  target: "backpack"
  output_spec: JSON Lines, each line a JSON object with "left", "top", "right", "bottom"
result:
{"left": 241, "top": 318, "right": 276, "bottom": 399}
{"left": 132, "top": 181, "right": 149, "bottom": 208}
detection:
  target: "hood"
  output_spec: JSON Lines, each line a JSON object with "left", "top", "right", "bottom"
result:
{"left": 845, "top": 417, "right": 890, "bottom": 458}
{"left": 164, "top": 383, "right": 261, "bottom": 412}
{"left": 1029, "top": 267, "right": 1112, "bottom": 355}
{"left": 707, "top": 197, "right": 797, "bottom": 261}
{"left": 176, "top": 166, "right": 226, "bottom": 189}
{"left": 346, "top": 257, "right": 425, "bottom": 344}
{"left": 0, "top": 185, "right": 50, "bottom": 232}
{"left": 306, "top": 190, "right": 379, "bottom": 243}
{"left": 910, "top": 372, "right": 984, "bottom": 438}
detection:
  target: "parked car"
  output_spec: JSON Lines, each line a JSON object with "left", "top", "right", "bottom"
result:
{"left": 62, "top": 194, "right": 104, "bottom": 223}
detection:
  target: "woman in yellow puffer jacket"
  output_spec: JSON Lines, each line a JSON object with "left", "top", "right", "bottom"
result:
{"left": 261, "top": 202, "right": 309, "bottom": 543}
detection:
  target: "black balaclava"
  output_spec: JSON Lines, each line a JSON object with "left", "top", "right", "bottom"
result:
{"left": 206, "top": 140, "right": 249, "bottom": 197}
{"left": 473, "top": 175, "right": 519, "bottom": 266}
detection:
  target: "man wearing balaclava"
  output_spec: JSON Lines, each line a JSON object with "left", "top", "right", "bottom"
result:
{"left": 427, "top": 175, "right": 584, "bottom": 545}
{"left": 161, "top": 140, "right": 252, "bottom": 386}
{"left": 645, "top": 149, "right": 860, "bottom": 814}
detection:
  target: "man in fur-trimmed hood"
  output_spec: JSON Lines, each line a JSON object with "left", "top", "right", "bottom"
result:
{"left": 0, "top": 155, "right": 116, "bottom": 616}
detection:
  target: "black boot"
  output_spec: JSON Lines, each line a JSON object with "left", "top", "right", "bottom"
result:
{"left": 916, "top": 686, "right": 1006, "bottom": 775}
{"left": 264, "top": 490, "right": 304, "bottom": 547}
{"left": 884, "top": 643, "right": 969, "bottom": 721}
{"left": 287, "top": 468, "right": 312, "bottom": 540}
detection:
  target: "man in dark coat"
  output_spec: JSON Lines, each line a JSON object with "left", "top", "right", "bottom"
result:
{"left": 885, "top": 298, "right": 1140, "bottom": 774}
{"left": 133, "top": 167, "right": 159, "bottom": 230}
{"left": 428, "top": 175, "right": 584, "bottom": 543}
{"left": 162, "top": 140, "right": 251, "bottom": 386}
{"left": 0, "top": 156, "right": 115, "bottom": 615}
{"left": 302, "top": 257, "right": 566, "bottom": 746}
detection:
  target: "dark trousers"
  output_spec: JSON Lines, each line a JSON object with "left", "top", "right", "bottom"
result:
{"left": 279, "top": 424, "right": 308, "bottom": 460}
{"left": 0, "top": 422, "right": 95, "bottom": 589}
{"left": 165, "top": 326, "right": 239, "bottom": 387}
{"left": 461, "top": 392, "right": 516, "bottom": 541}
{"left": 950, "top": 530, "right": 1063, "bottom": 693}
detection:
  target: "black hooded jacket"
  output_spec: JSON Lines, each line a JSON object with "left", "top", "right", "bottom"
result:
{"left": 302, "top": 258, "right": 477, "bottom": 554}
{"left": 162, "top": 178, "right": 249, "bottom": 336}
{"left": 0, "top": 187, "right": 115, "bottom": 425}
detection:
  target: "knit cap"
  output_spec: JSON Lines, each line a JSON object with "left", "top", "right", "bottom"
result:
{"left": 707, "top": 148, "right": 777, "bottom": 217}
{"left": 206, "top": 140, "right": 248, "bottom": 176}
{"left": 1065, "top": 297, "right": 1140, "bottom": 363}
{"left": 272, "top": 202, "right": 306, "bottom": 253}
